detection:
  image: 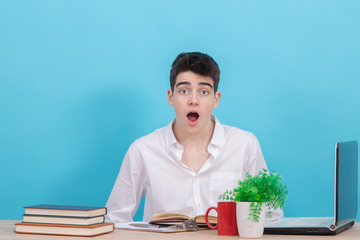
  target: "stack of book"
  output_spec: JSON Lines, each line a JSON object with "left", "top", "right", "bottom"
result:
{"left": 14, "top": 204, "right": 114, "bottom": 237}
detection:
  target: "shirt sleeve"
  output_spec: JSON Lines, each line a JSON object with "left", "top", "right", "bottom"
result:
{"left": 105, "top": 142, "right": 145, "bottom": 222}
{"left": 244, "top": 134, "right": 268, "bottom": 175}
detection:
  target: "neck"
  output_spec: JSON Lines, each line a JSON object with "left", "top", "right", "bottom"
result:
{"left": 172, "top": 118, "right": 215, "bottom": 148}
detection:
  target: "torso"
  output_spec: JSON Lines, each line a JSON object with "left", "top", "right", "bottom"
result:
{"left": 181, "top": 146, "right": 210, "bottom": 173}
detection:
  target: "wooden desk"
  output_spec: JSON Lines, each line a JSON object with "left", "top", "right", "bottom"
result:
{"left": 1, "top": 220, "right": 359, "bottom": 240}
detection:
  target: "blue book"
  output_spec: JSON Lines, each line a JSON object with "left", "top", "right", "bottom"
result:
{"left": 24, "top": 204, "right": 107, "bottom": 217}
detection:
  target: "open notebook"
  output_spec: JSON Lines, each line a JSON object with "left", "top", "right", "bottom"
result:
{"left": 264, "top": 140, "right": 358, "bottom": 235}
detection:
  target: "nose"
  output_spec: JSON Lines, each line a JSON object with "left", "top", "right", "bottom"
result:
{"left": 188, "top": 92, "right": 199, "bottom": 105}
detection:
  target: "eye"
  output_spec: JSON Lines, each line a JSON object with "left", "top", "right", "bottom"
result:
{"left": 200, "top": 90, "right": 209, "bottom": 95}
{"left": 179, "top": 89, "right": 189, "bottom": 95}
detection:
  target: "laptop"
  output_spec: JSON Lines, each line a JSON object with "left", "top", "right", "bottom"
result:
{"left": 264, "top": 140, "right": 358, "bottom": 235}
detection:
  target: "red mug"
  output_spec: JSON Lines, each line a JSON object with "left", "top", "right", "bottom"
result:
{"left": 205, "top": 201, "right": 238, "bottom": 235}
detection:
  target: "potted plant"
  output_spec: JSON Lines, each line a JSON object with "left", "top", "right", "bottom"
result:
{"left": 219, "top": 169, "right": 288, "bottom": 238}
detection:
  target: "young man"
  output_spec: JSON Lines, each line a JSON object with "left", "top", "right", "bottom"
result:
{"left": 105, "top": 52, "right": 283, "bottom": 222}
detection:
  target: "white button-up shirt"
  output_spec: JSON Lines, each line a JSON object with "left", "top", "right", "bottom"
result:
{"left": 105, "top": 116, "right": 283, "bottom": 222}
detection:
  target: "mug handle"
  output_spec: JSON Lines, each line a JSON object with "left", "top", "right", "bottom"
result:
{"left": 205, "top": 206, "right": 217, "bottom": 229}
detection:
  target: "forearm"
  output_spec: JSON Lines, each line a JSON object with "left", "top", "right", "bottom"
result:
{"left": 105, "top": 146, "right": 144, "bottom": 222}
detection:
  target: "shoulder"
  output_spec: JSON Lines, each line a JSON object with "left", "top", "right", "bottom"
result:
{"left": 222, "top": 124, "right": 257, "bottom": 141}
{"left": 219, "top": 123, "right": 261, "bottom": 150}
{"left": 214, "top": 116, "right": 256, "bottom": 142}
{"left": 129, "top": 125, "right": 168, "bottom": 151}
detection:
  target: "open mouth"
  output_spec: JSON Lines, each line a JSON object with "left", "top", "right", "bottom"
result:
{"left": 187, "top": 112, "right": 199, "bottom": 122}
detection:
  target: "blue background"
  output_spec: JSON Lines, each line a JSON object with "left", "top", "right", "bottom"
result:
{"left": 1, "top": 0, "right": 359, "bottom": 222}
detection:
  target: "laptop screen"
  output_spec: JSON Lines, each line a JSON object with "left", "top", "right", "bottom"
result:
{"left": 336, "top": 141, "right": 358, "bottom": 225}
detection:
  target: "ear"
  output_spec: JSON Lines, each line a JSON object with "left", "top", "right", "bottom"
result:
{"left": 213, "top": 91, "right": 221, "bottom": 108}
{"left": 167, "top": 89, "right": 174, "bottom": 106}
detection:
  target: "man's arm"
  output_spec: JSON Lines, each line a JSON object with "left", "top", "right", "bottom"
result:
{"left": 105, "top": 143, "right": 145, "bottom": 222}
{"left": 244, "top": 134, "right": 268, "bottom": 176}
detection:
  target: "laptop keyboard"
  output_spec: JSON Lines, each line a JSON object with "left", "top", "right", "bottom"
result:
{"left": 279, "top": 217, "right": 334, "bottom": 227}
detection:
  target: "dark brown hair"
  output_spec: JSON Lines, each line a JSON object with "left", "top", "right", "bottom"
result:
{"left": 170, "top": 52, "right": 220, "bottom": 92}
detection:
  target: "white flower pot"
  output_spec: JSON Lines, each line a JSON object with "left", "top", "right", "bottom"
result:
{"left": 236, "top": 202, "right": 266, "bottom": 238}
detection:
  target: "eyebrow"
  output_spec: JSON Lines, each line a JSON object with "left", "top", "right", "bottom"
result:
{"left": 175, "top": 81, "right": 213, "bottom": 89}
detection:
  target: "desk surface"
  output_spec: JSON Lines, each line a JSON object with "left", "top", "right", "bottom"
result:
{"left": 1, "top": 220, "right": 359, "bottom": 240}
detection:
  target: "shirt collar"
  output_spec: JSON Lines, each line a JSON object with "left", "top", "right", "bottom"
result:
{"left": 165, "top": 118, "right": 179, "bottom": 147}
{"left": 209, "top": 115, "right": 225, "bottom": 150}
{"left": 165, "top": 115, "right": 225, "bottom": 150}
